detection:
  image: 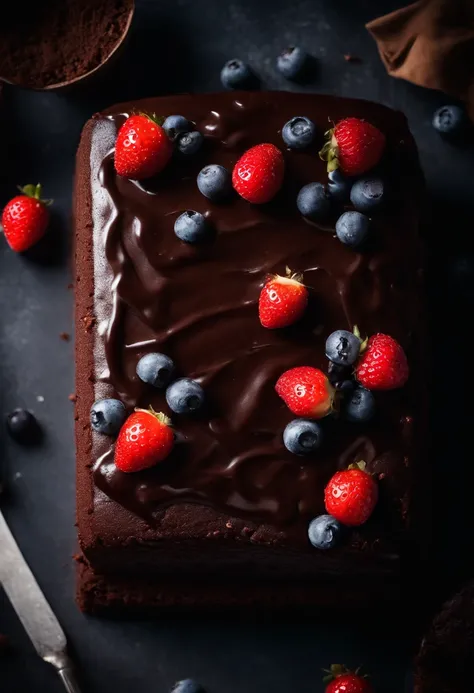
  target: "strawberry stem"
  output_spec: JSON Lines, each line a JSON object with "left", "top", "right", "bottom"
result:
{"left": 134, "top": 406, "right": 171, "bottom": 427}
{"left": 139, "top": 112, "right": 165, "bottom": 127}
{"left": 18, "top": 183, "right": 53, "bottom": 206}
{"left": 348, "top": 460, "right": 366, "bottom": 472}
{"left": 319, "top": 128, "right": 339, "bottom": 173}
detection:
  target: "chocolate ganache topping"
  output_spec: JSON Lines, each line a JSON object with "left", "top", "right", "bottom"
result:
{"left": 88, "top": 92, "right": 423, "bottom": 540}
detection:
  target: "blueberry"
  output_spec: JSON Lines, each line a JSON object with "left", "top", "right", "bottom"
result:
{"left": 171, "top": 680, "right": 206, "bottom": 693}
{"left": 345, "top": 387, "right": 376, "bottom": 423}
{"left": 277, "top": 46, "right": 308, "bottom": 80}
{"left": 327, "top": 170, "right": 352, "bottom": 203}
{"left": 283, "top": 419, "right": 323, "bottom": 455}
{"left": 350, "top": 177, "right": 385, "bottom": 213}
{"left": 432, "top": 105, "right": 468, "bottom": 138}
{"left": 308, "top": 515, "right": 343, "bottom": 550}
{"left": 174, "top": 211, "right": 211, "bottom": 243}
{"left": 335, "top": 211, "right": 369, "bottom": 248}
{"left": 282, "top": 116, "right": 316, "bottom": 149}
{"left": 136, "top": 352, "right": 175, "bottom": 388}
{"left": 177, "top": 131, "right": 204, "bottom": 156}
{"left": 163, "top": 115, "right": 192, "bottom": 141}
{"left": 220, "top": 59, "right": 255, "bottom": 89}
{"left": 90, "top": 399, "right": 127, "bottom": 436}
{"left": 327, "top": 362, "right": 354, "bottom": 392}
{"left": 166, "top": 378, "right": 205, "bottom": 414}
{"left": 197, "top": 165, "right": 232, "bottom": 201}
{"left": 297, "top": 182, "right": 331, "bottom": 221}
{"left": 5, "top": 409, "right": 42, "bottom": 444}
{"left": 325, "top": 329, "right": 361, "bottom": 366}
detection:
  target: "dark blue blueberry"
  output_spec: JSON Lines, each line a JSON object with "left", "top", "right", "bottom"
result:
{"left": 163, "top": 115, "right": 192, "bottom": 141}
{"left": 308, "top": 515, "right": 343, "bottom": 550}
{"left": 166, "top": 378, "right": 205, "bottom": 414}
{"left": 136, "top": 353, "right": 175, "bottom": 388}
{"left": 325, "top": 329, "right": 361, "bottom": 366}
{"left": 177, "top": 131, "right": 204, "bottom": 156}
{"left": 171, "top": 680, "right": 206, "bottom": 693}
{"left": 283, "top": 419, "right": 323, "bottom": 456}
{"left": 297, "top": 182, "right": 331, "bottom": 221}
{"left": 350, "top": 177, "right": 385, "bottom": 213}
{"left": 90, "top": 399, "right": 127, "bottom": 436}
{"left": 220, "top": 59, "right": 255, "bottom": 89}
{"left": 432, "top": 105, "right": 468, "bottom": 138}
{"left": 327, "top": 169, "right": 352, "bottom": 203}
{"left": 174, "top": 211, "right": 211, "bottom": 243}
{"left": 335, "top": 211, "right": 369, "bottom": 248}
{"left": 327, "top": 362, "right": 354, "bottom": 392}
{"left": 277, "top": 46, "right": 308, "bottom": 80}
{"left": 282, "top": 116, "right": 316, "bottom": 149}
{"left": 197, "top": 165, "right": 232, "bottom": 201}
{"left": 345, "top": 387, "right": 376, "bottom": 423}
{"left": 5, "top": 409, "right": 42, "bottom": 444}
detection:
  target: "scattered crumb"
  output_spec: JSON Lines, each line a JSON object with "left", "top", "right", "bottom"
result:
{"left": 59, "top": 332, "right": 70, "bottom": 341}
{"left": 67, "top": 283, "right": 74, "bottom": 290}
{"left": 72, "top": 553, "right": 81, "bottom": 562}
{"left": 68, "top": 393, "right": 77, "bottom": 403}
{"left": 37, "top": 395, "right": 45, "bottom": 403}
{"left": 344, "top": 54, "right": 362, "bottom": 63}
{"left": 82, "top": 315, "right": 96, "bottom": 332}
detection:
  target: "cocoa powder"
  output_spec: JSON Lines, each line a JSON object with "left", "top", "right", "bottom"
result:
{"left": 0, "top": 0, "right": 133, "bottom": 88}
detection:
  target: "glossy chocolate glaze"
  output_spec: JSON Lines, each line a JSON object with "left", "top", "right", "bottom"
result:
{"left": 89, "top": 92, "right": 423, "bottom": 545}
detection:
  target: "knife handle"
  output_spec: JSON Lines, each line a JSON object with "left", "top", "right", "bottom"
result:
{"left": 57, "top": 664, "right": 82, "bottom": 693}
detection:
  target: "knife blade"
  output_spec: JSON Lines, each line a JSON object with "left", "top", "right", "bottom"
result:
{"left": 0, "top": 509, "right": 82, "bottom": 693}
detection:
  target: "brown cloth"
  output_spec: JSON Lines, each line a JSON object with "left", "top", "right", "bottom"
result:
{"left": 367, "top": 0, "right": 474, "bottom": 120}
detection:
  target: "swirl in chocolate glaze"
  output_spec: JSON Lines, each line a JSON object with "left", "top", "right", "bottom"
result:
{"left": 89, "top": 92, "right": 423, "bottom": 542}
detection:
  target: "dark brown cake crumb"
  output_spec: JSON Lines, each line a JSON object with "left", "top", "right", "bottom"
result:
{"left": 82, "top": 316, "right": 96, "bottom": 332}
{"left": 344, "top": 54, "right": 362, "bottom": 63}
{"left": 60, "top": 332, "right": 71, "bottom": 341}
{"left": 0, "top": 0, "right": 133, "bottom": 88}
{"left": 69, "top": 394, "right": 77, "bottom": 403}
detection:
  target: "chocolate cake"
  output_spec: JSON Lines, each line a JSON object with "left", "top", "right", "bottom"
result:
{"left": 74, "top": 91, "right": 424, "bottom": 612}
{"left": 414, "top": 581, "right": 474, "bottom": 693}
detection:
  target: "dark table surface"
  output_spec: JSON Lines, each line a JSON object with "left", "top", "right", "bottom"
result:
{"left": 1, "top": 1, "right": 474, "bottom": 691}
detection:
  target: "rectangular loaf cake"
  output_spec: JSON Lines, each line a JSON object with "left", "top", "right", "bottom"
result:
{"left": 74, "top": 91, "right": 424, "bottom": 613}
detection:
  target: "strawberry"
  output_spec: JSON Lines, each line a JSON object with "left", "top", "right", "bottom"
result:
{"left": 319, "top": 117, "right": 386, "bottom": 176}
{"left": 324, "top": 462, "right": 378, "bottom": 526}
{"left": 324, "top": 665, "right": 373, "bottom": 693}
{"left": 115, "top": 408, "right": 174, "bottom": 473}
{"left": 259, "top": 267, "right": 308, "bottom": 329}
{"left": 275, "top": 366, "right": 334, "bottom": 418}
{"left": 114, "top": 114, "right": 173, "bottom": 179}
{"left": 1, "top": 184, "right": 51, "bottom": 252}
{"left": 356, "top": 333, "right": 408, "bottom": 391}
{"left": 232, "top": 143, "right": 285, "bottom": 204}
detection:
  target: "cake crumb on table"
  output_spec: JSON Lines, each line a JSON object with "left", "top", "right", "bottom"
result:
{"left": 69, "top": 394, "right": 77, "bottom": 402}
{"left": 60, "top": 332, "right": 70, "bottom": 341}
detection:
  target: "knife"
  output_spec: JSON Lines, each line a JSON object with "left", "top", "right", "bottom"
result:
{"left": 0, "top": 509, "right": 82, "bottom": 693}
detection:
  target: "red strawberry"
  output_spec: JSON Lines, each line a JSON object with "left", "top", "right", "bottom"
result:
{"left": 2, "top": 184, "right": 50, "bottom": 252}
{"left": 356, "top": 333, "right": 408, "bottom": 391}
{"left": 259, "top": 267, "right": 308, "bottom": 329}
{"left": 232, "top": 143, "right": 284, "bottom": 204}
{"left": 319, "top": 117, "right": 386, "bottom": 176}
{"left": 324, "top": 665, "right": 373, "bottom": 693}
{"left": 115, "top": 114, "right": 173, "bottom": 179}
{"left": 275, "top": 366, "right": 334, "bottom": 418}
{"left": 115, "top": 408, "right": 174, "bottom": 473}
{"left": 324, "top": 462, "right": 378, "bottom": 526}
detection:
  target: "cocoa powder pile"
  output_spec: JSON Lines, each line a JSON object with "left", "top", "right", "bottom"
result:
{"left": 0, "top": 0, "right": 133, "bottom": 88}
